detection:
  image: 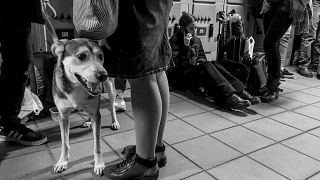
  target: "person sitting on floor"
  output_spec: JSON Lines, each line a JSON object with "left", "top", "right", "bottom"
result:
{"left": 168, "top": 12, "right": 260, "bottom": 109}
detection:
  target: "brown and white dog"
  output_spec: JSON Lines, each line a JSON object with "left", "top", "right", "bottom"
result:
{"left": 51, "top": 38, "right": 120, "bottom": 175}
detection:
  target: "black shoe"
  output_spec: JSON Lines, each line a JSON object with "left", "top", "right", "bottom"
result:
{"left": 282, "top": 68, "right": 294, "bottom": 79}
{"left": 239, "top": 90, "right": 261, "bottom": 105}
{"left": 121, "top": 144, "right": 167, "bottom": 168}
{"left": 0, "top": 124, "right": 47, "bottom": 146}
{"left": 260, "top": 88, "right": 283, "bottom": 103}
{"left": 317, "top": 73, "right": 320, "bottom": 80}
{"left": 223, "top": 94, "right": 251, "bottom": 109}
{"left": 297, "top": 67, "right": 313, "bottom": 78}
{"left": 104, "top": 153, "right": 159, "bottom": 180}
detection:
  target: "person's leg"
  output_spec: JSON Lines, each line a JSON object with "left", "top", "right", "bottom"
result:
{"left": 279, "top": 26, "right": 295, "bottom": 78}
{"left": 128, "top": 73, "right": 162, "bottom": 160}
{"left": 311, "top": 1, "right": 320, "bottom": 78}
{"left": 154, "top": 71, "right": 169, "bottom": 148}
{"left": 217, "top": 59, "right": 250, "bottom": 86}
{"left": 297, "top": 3, "right": 314, "bottom": 77}
{"left": 195, "top": 62, "right": 250, "bottom": 109}
{"left": 114, "top": 78, "right": 127, "bottom": 112}
{"left": 0, "top": 24, "right": 47, "bottom": 145}
{"left": 262, "top": 10, "right": 292, "bottom": 102}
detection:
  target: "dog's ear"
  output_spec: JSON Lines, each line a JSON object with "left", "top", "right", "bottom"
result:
{"left": 51, "top": 39, "right": 68, "bottom": 57}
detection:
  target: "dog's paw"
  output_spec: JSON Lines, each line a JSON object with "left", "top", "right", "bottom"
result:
{"left": 53, "top": 161, "right": 68, "bottom": 173}
{"left": 111, "top": 122, "right": 120, "bottom": 130}
{"left": 94, "top": 162, "right": 105, "bottom": 176}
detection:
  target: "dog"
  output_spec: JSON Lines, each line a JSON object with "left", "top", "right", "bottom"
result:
{"left": 51, "top": 38, "right": 120, "bottom": 176}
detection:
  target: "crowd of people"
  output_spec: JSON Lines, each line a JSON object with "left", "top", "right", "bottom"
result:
{"left": 0, "top": 0, "right": 318, "bottom": 179}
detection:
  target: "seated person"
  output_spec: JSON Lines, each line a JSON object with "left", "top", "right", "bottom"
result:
{"left": 217, "top": 12, "right": 267, "bottom": 96}
{"left": 168, "top": 13, "right": 260, "bottom": 109}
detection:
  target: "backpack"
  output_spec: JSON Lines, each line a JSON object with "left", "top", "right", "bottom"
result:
{"left": 247, "top": 52, "right": 267, "bottom": 95}
{"left": 28, "top": 51, "right": 57, "bottom": 116}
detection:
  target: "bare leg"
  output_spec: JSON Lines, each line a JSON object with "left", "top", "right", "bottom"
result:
{"left": 128, "top": 72, "right": 163, "bottom": 159}
{"left": 155, "top": 71, "right": 169, "bottom": 146}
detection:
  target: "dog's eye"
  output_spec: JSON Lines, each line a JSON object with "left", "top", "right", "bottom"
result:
{"left": 98, "top": 54, "right": 104, "bottom": 60}
{"left": 77, "top": 53, "right": 86, "bottom": 60}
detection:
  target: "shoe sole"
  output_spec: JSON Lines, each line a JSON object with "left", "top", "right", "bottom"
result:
{"left": 0, "top": 135, "right": 47, "bottom": 146}
{"left": 115, "top": 108, "right": 126, "bottom": 112}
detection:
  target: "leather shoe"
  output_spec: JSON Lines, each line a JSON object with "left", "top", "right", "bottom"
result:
{"left": 223, "top": 94, "right": 251, "bottom": 109}
{"left": 297, "top": 67, "right": 313, "bottom": 78}
{"left": 261, "top": 90, "right": 279, "bottom": 103}
{"left": 238, "top": 90, "right": 261, "bottom": 105}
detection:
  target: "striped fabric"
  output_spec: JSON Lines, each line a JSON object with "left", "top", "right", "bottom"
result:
{"left": 73, "top": 0, "right": 118, "bottom": 40}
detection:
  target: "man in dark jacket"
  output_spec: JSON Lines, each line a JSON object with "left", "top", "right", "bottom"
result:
{"left": 0, "top": 0, "right": 47, "bottom": 145}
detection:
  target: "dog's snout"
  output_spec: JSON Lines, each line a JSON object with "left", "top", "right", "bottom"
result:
{"left": 96, "top": 72, "right": 108, "bottom": 82}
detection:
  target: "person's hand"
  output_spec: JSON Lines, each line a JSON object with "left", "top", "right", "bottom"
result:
{"left": 184, "top": 33, "right": 193, "bottom": 46}
{"left": 218, "top": 12, "right": 228, "bottom": 24}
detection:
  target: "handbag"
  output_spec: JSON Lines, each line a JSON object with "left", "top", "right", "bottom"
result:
{"left": 73, "top": 0, "right": 119, "bottom": 40}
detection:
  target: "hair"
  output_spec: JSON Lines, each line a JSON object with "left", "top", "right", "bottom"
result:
{"left": 178, "top": 12, "right": 196, "bottom": 28}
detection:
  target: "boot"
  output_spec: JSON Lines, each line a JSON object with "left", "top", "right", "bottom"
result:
{"left": 261, "top": 80, "right": 282, "bottom": 103}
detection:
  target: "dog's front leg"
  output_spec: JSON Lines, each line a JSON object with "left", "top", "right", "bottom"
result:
{"left": 105, "top": 80, "right": 120, "bottom": 130}
{"left": 53, "top": 110, "right": 71, "bottom": 173}
{"left": 85, "top": 104, "right": 105, "bottom": 176}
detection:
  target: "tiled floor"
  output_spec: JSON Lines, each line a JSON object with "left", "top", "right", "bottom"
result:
{"left": 1, "top": 66, "right": 320, "bottom": 180}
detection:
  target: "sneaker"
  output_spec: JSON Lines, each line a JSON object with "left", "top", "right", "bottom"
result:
{"left": 238, "top": 90, "right": 261, "bottom": 105}
{"left": 223, "top": 94, "right": 251, "bottom": 109}
{"left": 0, "top": 124, "right": 47, "bottom": 146}
{"left": 121, "top": 144, "right": 167, "bottom": 168}
{"left": 104, "top": 153, "right": 159, "bottom": 180}
{"left": 281, "top": 68, "right": 294, "bottom": 79}
{"left": 114, "top": 93, "right": 126, "bottom": 112}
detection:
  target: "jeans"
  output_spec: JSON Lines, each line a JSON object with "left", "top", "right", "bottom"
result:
{"left": 263, "top": 9, "right": 292, "bottom": 90}
{"left": 0, "top": 24, "right": 32, "bottom": 126}
{"left": 299, "top": 0, "right": 320, "bottom": 68}
{"left": 279, "top": 26, "right": 292, "bottom": 68}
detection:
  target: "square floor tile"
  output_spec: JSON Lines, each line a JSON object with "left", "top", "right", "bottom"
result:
{"left": 169, "top": 101, "right": 207, "bottom": 118}
{"left": 292, "top": 78, "right": 320, "bottom": 87}
{"left": 182, "top": 112, "right": 236, "bottom": 133}
{"left": 170, "top": 93, "right": 184, "bottom": 104}
{"left": 102, "top": 130, "right": 136, "bottom": 156}
{"left": 49, "top": 139, "right": 119, "bottom": 178}
{"left": 212, "top": 109, "right": 263, "bottom": 124}
{"left": 281, "top": 81, "right": 309, "bottom": 91}
{"left": 294, "top": 105, "right": 320, "bottom": 121}
{"left": 270, "top": 111, "right": 320, "bottom": 131}
{"left": 282, "top": 133, "right": 320, "bottom": 161}
{"left": 249, "top": 144, "right": 320, "bottom": 180}
{"left": 208, "top": 157, "right": 287, "bottom": 180}
{"left": 308, "top": 173, "right": 320, "bottom": 180}
{"left": 247, "top": 103, "right": 286, "bottom": 117}
{"left": 243, "top": 118, "right": 302, "bottom": 141}
{"left": 173, "top": 135, "right": 241, "bottom": 169}
{"left": 0, "top": 150, "right": 59, "bottom": 180}
{"left": 183, "top": 172, "right": 216, "bottom": 180}
{"left": 270, "top": 96, "right": 307, "bottom": 110}
{"left": 100, "top": 113, "right": 135, "bottom": 137}
{"left": 164, "top": 119, "right": 205, "bottom": 144}
{"left": 211, "top": 126, "right": 274, "bottom": 154}
{"left": 313, "top": 102, "right": 320, "bottom": 108}
{"left": 159, "top": 146, "right": 202, "bottom": 180}
{"left": 301, "top": 87, "right": 320, "bottom": 97}
{"left": 282, "top": 92, "right": 320, "bottom": 104}
{"left": 309, "top": 127, "right": 320, "bottom": 137}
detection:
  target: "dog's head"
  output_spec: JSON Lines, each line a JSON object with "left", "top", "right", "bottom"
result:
{"left": 51, "top": 38, "right": 108, "bottom": 96}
